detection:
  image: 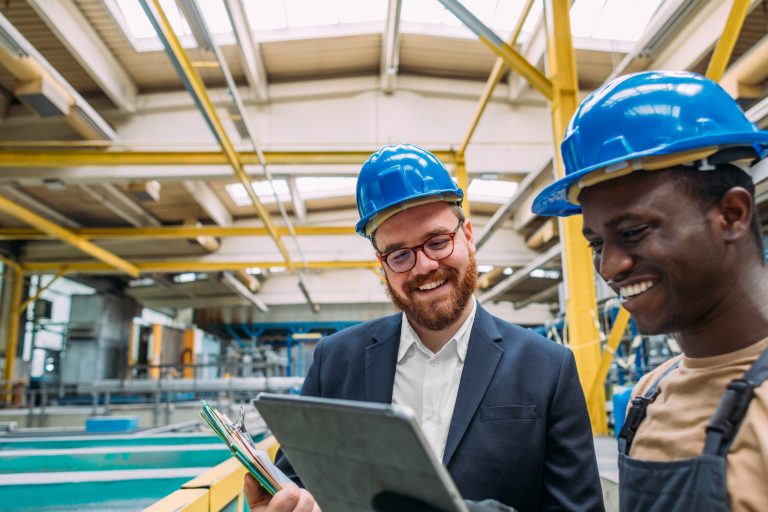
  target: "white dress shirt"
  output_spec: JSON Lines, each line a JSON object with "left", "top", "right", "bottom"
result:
{"left": 391, "top": 299, "right": 477, "bottom": 461}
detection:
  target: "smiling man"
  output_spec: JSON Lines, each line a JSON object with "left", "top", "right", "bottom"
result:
{"left": 245, "top": 144, "right": 604, "bottom": 512}
{"left": 533, "top": 71, "right": 768, "bottom": 511}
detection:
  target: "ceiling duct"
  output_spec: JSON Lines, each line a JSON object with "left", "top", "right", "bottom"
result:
{"left": 14, "top": 70, "right": 72, "bottom": 117}
{"left": 0, "top": 12, "right": 117, "bottom": 141}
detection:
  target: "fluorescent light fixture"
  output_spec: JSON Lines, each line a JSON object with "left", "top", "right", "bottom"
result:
{"left": 129, "top": 277, "right": 156, "bottom": 287}
{"left": 225, "top": 177, "right": 355, "bottom": 207}
{"left": 503, "top": 267, "right": 514, "bottom": 276}
{"left": 174, "top": 272, "right": 197, "bottom": 283}
{"left": 246, "top": 267, "right": 264, "bottom": 275}
{"left": 530, "top": 268, "right": 560, "bottom": 280}
{"left": 467, "top": 179, "right": 519, "bottom": 204}
{"left": 269, "top": 266, "right": 286, "bottom": 273}
{"left": 477, "top": 264, "right": 494, "bottom": 273}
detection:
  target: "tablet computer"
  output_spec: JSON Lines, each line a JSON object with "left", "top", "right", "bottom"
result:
{"left": 253, "top": 393, "right": 468, "bottom": 512}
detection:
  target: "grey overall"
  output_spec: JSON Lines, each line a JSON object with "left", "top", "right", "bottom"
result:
{"left": 616, "top": 347, "right": 768, "bottom": 511}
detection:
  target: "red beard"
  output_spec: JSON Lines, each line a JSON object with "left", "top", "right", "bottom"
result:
{"left": 386, "top": 252, "right": 478, "bottom": 331}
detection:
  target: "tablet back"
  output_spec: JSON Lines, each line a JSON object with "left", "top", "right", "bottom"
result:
{"left": 253, "top": 393, "right": 468, "bottom": 512}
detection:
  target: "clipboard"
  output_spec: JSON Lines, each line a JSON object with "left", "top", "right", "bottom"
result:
{"left": 199, "top": 400, "right": 290, "bottom": 495}
{"left": 253, "top": 393, "right": 469, "bottom": 512}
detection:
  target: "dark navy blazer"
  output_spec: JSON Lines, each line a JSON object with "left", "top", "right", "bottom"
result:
{"left": 276, "top": 305, "right": 604, "bottom": 512}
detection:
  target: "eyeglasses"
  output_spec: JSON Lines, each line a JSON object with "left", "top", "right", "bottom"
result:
{"left": 379, "top": 221, "right": 464, "bottom": 273}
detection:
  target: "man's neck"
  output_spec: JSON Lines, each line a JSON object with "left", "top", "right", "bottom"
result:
{"left": 678, "top": 265, "right": 768, "bottom": 358}
{"left": 409, "top": 299, "right": 474, "bottom": 354}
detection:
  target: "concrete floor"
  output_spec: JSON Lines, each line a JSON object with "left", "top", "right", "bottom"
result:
{"left": 595, "top": 436, "right": 619, "bottom": 512}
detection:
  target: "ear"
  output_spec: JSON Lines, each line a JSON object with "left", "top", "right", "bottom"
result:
{"left": 463, "top": 218, "right": 477, "bottom": 253}
{"left": 717, "top": 187, "right": 753, "bottom": 244}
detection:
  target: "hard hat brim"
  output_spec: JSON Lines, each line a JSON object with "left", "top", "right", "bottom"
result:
{"left": 533, "top": 132, "right": 768, "bottom": 217}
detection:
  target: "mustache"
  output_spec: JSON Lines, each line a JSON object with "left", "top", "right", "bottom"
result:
{"left": 404, "top": 269, "right": 457, "bottom": 293}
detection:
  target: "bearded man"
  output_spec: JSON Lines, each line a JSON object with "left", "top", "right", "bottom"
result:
{"left": 246, "top": 144, "right": 603, "bottom": 512}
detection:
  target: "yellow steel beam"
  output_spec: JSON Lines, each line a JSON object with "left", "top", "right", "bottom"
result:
{"left": 439, "top": 0, "right": 552, "bottom": 101}
{"left": 0, "top": 195, "right": 139, "bottom": 277}
{"left": 149, "top": 0, "right": 298, "bottom": 274}
{"left": 142, "top": 489, "right": 208, "bottom": 512}
{"left": 0, "top": 225, "right": 356, "bottom": 240}
{"left": 544, "top": 0, "right": 607, "bottom": 434}
{"left": 588, "top": 306, "right": 631, "bottom": 405}
{"left": 457, "top": 0, "right": 536, "bottom": 157}
{"left": 491, "top": 41, "right": 553, "bottom": 102}
{"left": 21, "top": 260, "right": 380, "bottom": 274}
{"left": 454, "top": 155, "right": 471, "bottom": 218}
{"left": 0, "top": 149, "right": 456, "bottom": 167}
{"left": 706, "top": 0, "right": 750, "bottom": 82}
{"left": 1, "top": 257, "right": 23, "bottom": 404}
{"left": 17, "top": 270, "right": 66, "bottom": 313}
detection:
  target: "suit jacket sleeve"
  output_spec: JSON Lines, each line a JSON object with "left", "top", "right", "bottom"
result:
{"left": 540, "top": 349, "right": 604, "bottom": 511}
{"left": 273, "top": 337, "right": 326, "bottom": 484}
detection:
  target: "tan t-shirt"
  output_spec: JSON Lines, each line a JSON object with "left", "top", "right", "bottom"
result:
{"left": 629, "top": 336, "right": 768, "bottom": 511}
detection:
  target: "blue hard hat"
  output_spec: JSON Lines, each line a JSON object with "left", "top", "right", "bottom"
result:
{"left": 355, "top": 144, "right": 463, "bottom": 237}
{"left": 533, "top": 71, "right": 768, "bottom": 217}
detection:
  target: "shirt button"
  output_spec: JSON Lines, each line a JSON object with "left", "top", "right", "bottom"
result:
{"left": 430, "top": 361, "right": 438, "bottom": 367}
{"left": 426, "top": 414, "right": 433, "bottom": 421}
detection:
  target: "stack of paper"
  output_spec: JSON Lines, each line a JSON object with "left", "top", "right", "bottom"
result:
{"left": 200, "top": 400, "right": 290, "bottom": 495}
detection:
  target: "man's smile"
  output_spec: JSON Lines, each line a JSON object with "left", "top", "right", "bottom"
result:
{"left": 619, "top": 279, "right": 658, "bottom": 300}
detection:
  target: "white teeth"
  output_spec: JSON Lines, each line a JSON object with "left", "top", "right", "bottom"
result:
{"left": 620, "top": 280, "right": 655, "bottom": 298}
{"left": 419, "top": 280, "right": 445, "bottom": 291}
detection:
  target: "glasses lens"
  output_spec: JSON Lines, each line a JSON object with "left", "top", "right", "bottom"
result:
{"left": 386, "top": 249, "right": 415, "bottom": 273}
{"left": 423, "top": 234, "right": 454, "bottom": 260}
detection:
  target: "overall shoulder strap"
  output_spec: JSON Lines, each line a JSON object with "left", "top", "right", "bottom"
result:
{"left": 703, "top": 347, "right": 768, "bottom": 456}
{"left": 618, "top": 360, "right": 681, "bottom": 455}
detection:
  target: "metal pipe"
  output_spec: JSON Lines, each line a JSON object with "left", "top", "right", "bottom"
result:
{"left": 142, "top": 0, "right": 291, "bottom": 273}
{"left": 0, "top": 225, "right": 356, "bottom": 240}
{"left": 457, "top": 0, "right": 536, "bottom": 156}
{"left": 0, "top": 195, "right": 139, "bottom": 276}
{"left": 437, "top": 0, "right": 553, "bottom": 101}
{"left": 178, "top": 0, "right": 316, "bottom": 306}
{"left": 706, "top": 0, "right": 750, "bottom": 81}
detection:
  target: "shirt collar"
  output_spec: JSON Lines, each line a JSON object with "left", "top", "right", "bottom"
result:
{"left": 397, "top": 298, "right": 477, "bottom": 363}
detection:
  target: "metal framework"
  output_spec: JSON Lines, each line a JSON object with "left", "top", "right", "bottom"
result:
{"left": 0, "top": 0, "right": 756, "bottom": 424}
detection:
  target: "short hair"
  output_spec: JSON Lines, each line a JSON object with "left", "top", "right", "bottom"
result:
{"left": 668, "top": 164, "right": 764, "bottom": 260}
{"left": 370, "top": 202, "right": 465, "bottom": 252}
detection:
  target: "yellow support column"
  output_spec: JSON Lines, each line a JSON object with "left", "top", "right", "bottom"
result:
{"left": 150, "top": 323, "right": 163, "bottom": 380}
{"left": 454, "top": 154, "right": 471, "bottom": 219}
{"left": 2, "top": 264, "right": 24, "bottom": 404}
{"left": 182, "top": 328, "right": 196, "bottom": 379}
{"left": 127, "top": 322, "right": 137, "bottom": 379}
{"left": 543, "top": 0, "right": 607, "bottom": 434}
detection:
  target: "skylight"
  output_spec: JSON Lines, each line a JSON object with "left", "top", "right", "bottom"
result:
{"left": 225, "top": 177, "right": 356, "bottom": 207}
{"left": 226, "top": 177, "right": 517, "bottom": 208}
{"left": 570, "top": 0, "right": 665, "bottom": 41}
{"left": 107, "top": 0, "right": 667, "bottom": 53}
{"left": 467, "top": 179, "right": 518, "bottom": 204}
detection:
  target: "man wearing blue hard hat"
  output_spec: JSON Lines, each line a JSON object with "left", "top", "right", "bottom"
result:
{"left": 533, "top": 71, "right": 768, "bottom": 511}
{"left": 246, "top": 144, "right": 604, "bottom": 511}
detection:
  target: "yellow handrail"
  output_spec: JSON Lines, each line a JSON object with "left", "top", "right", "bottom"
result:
{"left": 143, "top": 435, "right": 279, "bottom": 512}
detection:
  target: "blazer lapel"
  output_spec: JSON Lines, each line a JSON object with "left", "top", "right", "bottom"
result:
{"left": 364, "top": 313, "right": 402, "bottom": 404}
{"left": 443, "top": 305, "right": 503, "bottom": 465}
